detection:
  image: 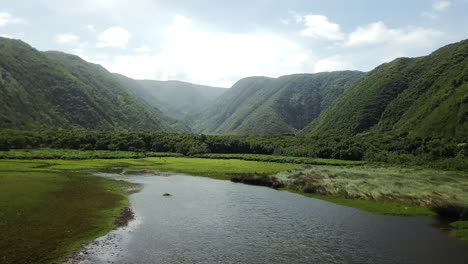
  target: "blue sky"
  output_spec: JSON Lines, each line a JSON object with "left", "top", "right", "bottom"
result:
{"left": 1, "top": 0, "right": 467, "bottom": 87}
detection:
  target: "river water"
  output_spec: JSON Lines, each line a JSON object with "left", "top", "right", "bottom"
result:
{"left": 72, "top": 174, "right": 468, "bottom": 264}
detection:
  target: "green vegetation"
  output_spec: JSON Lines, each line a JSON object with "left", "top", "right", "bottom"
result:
{"left": 135, "top": 78, "right": 225, "bottom": 119}
{"left": 274, "top": 166, "right": 468, "bottom": 216}
{"left": 305, "top": 39, "right": 468, "bottom": 138}
{"left": 0, "top": 148, "right": 183, "bottom": 160}
{"left": 0, "top": 37, "right": 176, "bottom": 131}
{"left": 2, "top": 153, "right": 468, "bottom": 263}
{"left": 450, "top": 221, "right": 468, "bottom": 241}
{"left": 192, "top": 72, "right": 363, "bottom": 135}
{"left": 1, "top": 130, "right": 466, "bottom": 172}
{"left": 0, "top": 160, "right": 133, "bottom": 264}
{"left": 195, "top": 153, "right": 364, "bottom": 166}
{"left": 0, "top": 157, "right": 298, "bottom": 263}
{"left": 163, "top": 193, "right": 172, "bottom": 197}
{"left": 1, "top": 33, "right": 468, "bottom": 262}
{"left": 283, "top": 188, "right": 434, "bottom": 216}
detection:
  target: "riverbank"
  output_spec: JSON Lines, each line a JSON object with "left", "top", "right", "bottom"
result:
{"left": 1, "top": 154, "right": 467, "bottom": 263}
{"left": 0, "top": 160, "right": 135, "bottom": 264}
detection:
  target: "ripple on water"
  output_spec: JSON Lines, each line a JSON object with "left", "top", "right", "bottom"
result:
{"left": 73, "top": 174, "right": 468, "bottom": 264}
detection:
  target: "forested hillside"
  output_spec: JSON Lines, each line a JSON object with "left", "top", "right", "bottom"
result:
{"left": 135, "top": 79, "right": 225, "bottom": 119}
{"left": 0, "top": 37, "right": 174, "bottom": 131}
{"left": 192, "top": 72, "right": 363, "bottom": 135}
{"left": 1, "top": 36, "right": 467, "bottom": 140}
{"left": 305, "top": 39, "right": 468, "bottom": 138}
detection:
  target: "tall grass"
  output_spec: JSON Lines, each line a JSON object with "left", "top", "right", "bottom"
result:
{"left": 275, "top": 165, "right": 468, "bottom": 216}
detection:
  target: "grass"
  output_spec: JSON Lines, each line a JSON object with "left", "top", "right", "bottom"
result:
{"left": 38, "top": 157, "right": 301, "bottom": 180}
{"left": 195, "top": 153, "right": 365, "bottom": 166}
{"left": 0, "top": 160, "right": 133, "bottom": 264}
{"left": 450, "top": 221, "right": 468, "bottom": 242}
{"left": 283, "top": 188, "right": 435, "bottom": 216}
{"left": 275, "top": 165, "right": 468, "bottom": 209}
{"left": 0, "top": 149, "right": 365, "bottom": 167}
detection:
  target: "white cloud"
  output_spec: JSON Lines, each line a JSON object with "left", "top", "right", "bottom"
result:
{"left": 87, "top": 25, "right": 96, "bottom": 32}
{"left": 422, "top": 1, "right": 451, "bottom": 19}
{"left": 422, "top": 11, "right": 440, "bottom": 20}
{"left": 0, "top": 12, "right": 26, "bottom": 27}
{"left": 134, "top": 45, "right": 151, "bottom": 53}
{"left": 95, "top": 15, "right": 315, "bottom": 87}
{"left": 279, "top": 18, "right": 290, "bottom": 25}
{"left": 344, "top": 21, "right": 442, "bottom": 47}
{"left": 0, "top": 33, "right": 13, "bottom": 38}
{"left": 313, "top": 55, "right": 354, "bottom": 72}
{"left": 96, "top": 26, "right": 131, "bottom": 48}
{"left": 299, "top": 15, "right": 344, "bottom": 41}
{"left": 433, "top": 1, "right": 451, "bottom": 11}
{"left": 54, "top": 33, "right": 80, "bottom": 44}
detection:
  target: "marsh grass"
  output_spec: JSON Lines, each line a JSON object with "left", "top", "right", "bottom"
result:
{"left": 275, "top": 166, "right": 468, "bottom": 217}
{"left": 0, "top": 164, "right": 133, "bottom": 264}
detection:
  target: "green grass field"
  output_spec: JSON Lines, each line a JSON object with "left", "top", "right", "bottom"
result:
{"left": 0, "top": 160, "right": 132, "bottom": 264}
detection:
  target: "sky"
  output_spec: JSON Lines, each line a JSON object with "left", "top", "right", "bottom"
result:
{"left": 0, "top": 0, "right": 467, "bottom": 87}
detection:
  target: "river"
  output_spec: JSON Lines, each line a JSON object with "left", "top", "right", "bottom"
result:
{"left": 70, "top": 173, "right": 468, "bottom": 264}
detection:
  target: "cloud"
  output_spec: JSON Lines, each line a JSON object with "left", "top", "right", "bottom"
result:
{"left": 433, "top": 1, "right": 451, "bottom": 11}
{"left": 96, "top": 26, "right": 131, "bottom": 48}
{"left": 54, "top": 33, "right": 80, "bottom": 44}
{"left": 87, "top": 25, "right": 96, "bottom": 32}
{"left": 134, "top": 45, "right": 151, "bottom": 53}
{"left": 279, "top": 18, "right": 290, "bottom": 25}
{"left": 344, "top": 21, "right": 442, "bottom": 47}
{"left": 0, "top": 33, "right": 13, "bottom": 38}
{"left": 313, "top": 55, "right": 354, "bottom": 72}
{"left": 422, "top": 1, "right": 451, "bottom": 19}
{"left": 0, "top": 12, "right": 26, "bottom": 27}
{"left": 95, "top": 15, "right": 315, "bottom": 87}
{"left": 299, "top": 15, "right": 344, "bottom": 40}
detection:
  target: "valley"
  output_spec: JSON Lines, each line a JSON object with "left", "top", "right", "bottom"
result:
{"left": 0, "top": 33, "right": 467, "bottom": 263}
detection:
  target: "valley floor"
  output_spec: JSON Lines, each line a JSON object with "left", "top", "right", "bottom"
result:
{"left": 0, "top": 150, "right": 467, "bottom": 263}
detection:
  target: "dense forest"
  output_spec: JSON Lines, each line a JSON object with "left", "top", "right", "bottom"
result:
{"left": 0, "top": 130, "right": 466, "bottom": 171}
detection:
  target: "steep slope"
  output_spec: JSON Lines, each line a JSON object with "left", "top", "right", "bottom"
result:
{"left": 192, "top": 71, "right": 363, "bottom": 135}
{"left": 112, "top": 73, "right": 191, "bottom": 132}
{"left": 305, "top": 39, "right": 468, "bottom": 138}
{"left": 136, "top": 79, "right": 226, "bottom": 119}
{"left": 0, "top": 37, "right": 173, "bottom": 131}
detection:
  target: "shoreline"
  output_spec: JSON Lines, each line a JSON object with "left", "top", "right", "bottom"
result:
{"left": 1, "top": 155, "right": 467, "bottom": 263}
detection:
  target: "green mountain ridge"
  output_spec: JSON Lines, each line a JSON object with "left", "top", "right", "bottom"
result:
{"left": 304, "top": 39, "right": 468, "bottom": 138}
{"left": 0, "top": 37, "right": 176, "bottom": 131}
{"left": 1, "top": 36, "right": 467, "bottom": 140}
{"left": 135, "top": 79, "right": 226, "bottom": 119}
{"left": 192, "top": 72, "right": 364, "bottom": 135}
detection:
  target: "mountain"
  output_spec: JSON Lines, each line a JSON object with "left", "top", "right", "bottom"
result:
{"left": 134, "top": 80, "right": 226, "bottom": 119}
{"left": 304, "top": 39, "right": 468, "bottom": 139}
{"left": 0, "top": 37, "right": 175, "bottom": 131}
{"left": 192, "top": 71, "right": 364, "bottom": 135}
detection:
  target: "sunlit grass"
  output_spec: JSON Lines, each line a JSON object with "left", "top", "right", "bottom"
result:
{"left": 275, "top": 165, "right": 468, "bottom": 209}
